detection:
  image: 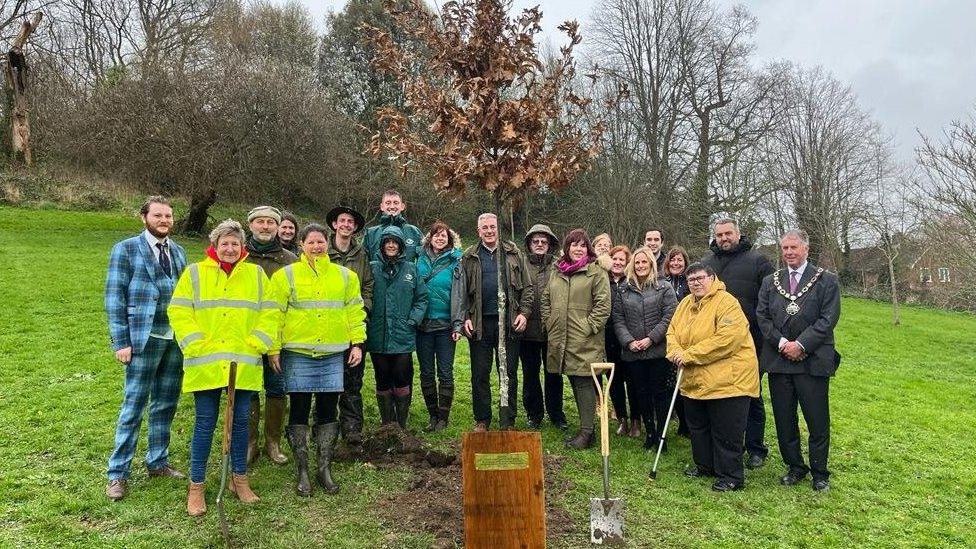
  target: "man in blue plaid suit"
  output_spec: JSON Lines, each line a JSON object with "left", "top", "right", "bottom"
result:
{"left": 104, "top": 196, "right": 189, "bottom": 501}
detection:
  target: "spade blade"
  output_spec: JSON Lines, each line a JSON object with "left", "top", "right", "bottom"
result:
{"left": 590, "top": 497, "right": 624, "bottom": 545}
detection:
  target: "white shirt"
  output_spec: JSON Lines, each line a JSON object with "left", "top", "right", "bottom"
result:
{"left": 778, "top": 261, "right": 809, "bottom": 351}
{"left": 143, "top": 230, "right": 174, "bottom": 340}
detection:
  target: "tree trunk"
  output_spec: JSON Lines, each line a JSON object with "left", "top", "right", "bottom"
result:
{"left": 887, "top": 255, "right": 900, "bottom": 326}
{"left": 4, "top": 13, "right": 43, "bottom": 167}
{"left": 495, "top": 189, "right": 510, "bottom": 425}
{"left": 179, "top": 187, "right": 217, "bottom": 235}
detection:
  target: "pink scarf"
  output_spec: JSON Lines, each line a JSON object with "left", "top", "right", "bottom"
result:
{"left": 557, "top": 255, "right": 592, "bottom": 275}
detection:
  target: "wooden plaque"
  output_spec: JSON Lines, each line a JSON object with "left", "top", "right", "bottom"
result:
{"left": 462, "top": 431, "right": 546, "bottom": 548}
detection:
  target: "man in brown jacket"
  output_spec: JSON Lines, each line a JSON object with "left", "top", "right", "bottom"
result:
{"left": 244, "top": 205, "right": 298, "bottom": 466}
{"left": 458, "top": 213, "right": 534, "bottom": 431}
{"left": 327, "top": 206, "right": 374, "bottom": 444}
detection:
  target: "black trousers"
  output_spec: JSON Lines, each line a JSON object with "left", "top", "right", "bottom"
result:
{"left": 371, "top": 353, "right": 413, "bottom": 393}
{"left": 338, "top": 348, "right": 365, "bottom": 434}
{"left": 520, "top": 339, "right": 565, "bottom": 424}
{"left": 769, "top": 372, "right": 831, "bottom": 481}
{"left": 627, "top": 358, "right": 671, "bottom": 440}
{"left": 288, "top": 392, "right": 339, "bottom": 426}
{"left": 470, "top": 317, "right": 520, "bottom": 427}
{"left": 684, "top": 395, "right": 750, "bottom": 484}
{"left": 607, "top": 347, "right": 640, "bottom": 421}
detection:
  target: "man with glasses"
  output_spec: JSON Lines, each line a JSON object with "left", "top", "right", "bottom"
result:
{"left": 701, "top": 215, "right": 774, "bottom": 469}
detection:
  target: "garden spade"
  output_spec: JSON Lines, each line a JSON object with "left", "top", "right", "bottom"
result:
{"left": 589, "top": 362, "right": 624, "bottom": 545}
{"left": 216, "top": 361, "right": 238, "bottom": 546}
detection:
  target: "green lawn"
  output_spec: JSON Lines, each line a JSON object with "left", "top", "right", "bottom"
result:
{"left": 1, "top": 206, "right": 974, "bottom": 548}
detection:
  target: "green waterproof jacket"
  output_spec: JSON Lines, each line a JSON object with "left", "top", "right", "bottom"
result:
{"left": 542, "top": 260, "right": 612, "bottom": 376}
{"left": 365, "top": 226, "right": 429, "bottom": 354}
{"left": 364, "top": 213, "right": 423, "bottom": 263}
{"left": 457, "top": 240, "right": 534, "bottom": 341}
{"left": 329, "top": 233, "right": 374, "bottom": 315}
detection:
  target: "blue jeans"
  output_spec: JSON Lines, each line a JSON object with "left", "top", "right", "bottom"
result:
{"left": 416, "top": 329, "right": 456, "bottom": 389}
{"left": 263, "top": 355, "right": 286, "bottom": 397}
{"left": 107, "top": 337, "right": 183, "bottom": 480}
{"left": 190, "top": 388, "right": 254, "bottom": 483}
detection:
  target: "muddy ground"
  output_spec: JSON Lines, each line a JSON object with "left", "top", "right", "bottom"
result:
{"left": 335, "top": 424, "right": 582, "bottom": 548}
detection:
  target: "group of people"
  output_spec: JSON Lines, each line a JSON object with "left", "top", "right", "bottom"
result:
{"left": 103, "top": 191, "right": 841, "bottom": 517}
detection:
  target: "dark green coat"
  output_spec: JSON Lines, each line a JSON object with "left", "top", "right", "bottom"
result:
{"left": 457, "top": 240, "right": 534, "bottom": 341}
{"left": 542, "top": 261, "right": 612, "bottom": 376}
{"left": 329, "top": 233, "right": 374, "bottom": 315}
{"left": 365, "top": 226, "right": 429, "bottom": 354}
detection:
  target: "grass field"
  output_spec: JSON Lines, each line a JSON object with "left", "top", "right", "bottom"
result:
{"left": 1, "top": 205, "right": 974, "bottom": 548}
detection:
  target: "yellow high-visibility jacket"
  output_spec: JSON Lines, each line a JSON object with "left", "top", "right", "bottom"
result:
{"left": 168, "top": 257, "right": 277, "bottom": 393}
{"left": 270, "top": 254, "right": 366, "bottom": 356}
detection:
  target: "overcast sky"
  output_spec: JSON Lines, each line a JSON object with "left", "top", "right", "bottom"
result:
{"left": 295, "top": 0, "right": 976, "bottom": 160}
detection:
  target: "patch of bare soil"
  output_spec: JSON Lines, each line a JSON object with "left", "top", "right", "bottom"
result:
{"left": 340, "top": 425, "right": 580, "bottom": 548}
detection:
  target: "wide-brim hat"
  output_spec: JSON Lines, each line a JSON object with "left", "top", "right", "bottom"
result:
{"left": 326, "top": 206, "right": 365, "bottom": 234}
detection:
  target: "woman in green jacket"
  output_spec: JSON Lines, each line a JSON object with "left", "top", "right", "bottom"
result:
{"left": 366, "top": 225, "right": 429, "bottom": 429}
{"left": 269, "top": 223, "right": 367, "bottom": 497}
{"left": 542, "top": 229, "right": 612, "bottom": 449}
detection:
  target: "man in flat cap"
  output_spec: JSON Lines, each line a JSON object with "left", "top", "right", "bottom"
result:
{"left": 244, "top": 205, "right": 298, "bottom": 466}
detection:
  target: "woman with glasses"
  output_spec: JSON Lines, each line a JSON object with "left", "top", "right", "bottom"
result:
{"left": 666, "top": 263, "right": 759, "bottom": 492}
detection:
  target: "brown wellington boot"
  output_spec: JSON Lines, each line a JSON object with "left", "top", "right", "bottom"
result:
{"left": 229, "top": 474, "right": 260, "bottom": 503}
{"left": 247, "top": 395, "right": 261, "bottom": 466}
{"left": 264, "top": 396, "right": 289, "bottom": 465}
{"left": 186, "top": 482, "right": 206, "bottom": 517}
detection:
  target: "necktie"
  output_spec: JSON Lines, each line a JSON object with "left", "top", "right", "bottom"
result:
{"left": 789, "top": 270, "right": 798, "bottom": 294}
{"left": 156, "top": 242, "right": 172, "bottom": 278}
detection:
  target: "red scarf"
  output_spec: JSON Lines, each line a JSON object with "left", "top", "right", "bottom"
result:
{"left": 206, "top": 245, "right": 248, "bottom": 275}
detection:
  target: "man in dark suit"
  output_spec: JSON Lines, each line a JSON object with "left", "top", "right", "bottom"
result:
{"left": 757, "top": 229, "right": 841, "bottom": 492}
{"left": 104, "top": 196, "right": 188, "bottom": 501}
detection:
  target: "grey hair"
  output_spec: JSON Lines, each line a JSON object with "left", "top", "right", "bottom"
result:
{"left": 711, "top": 214, "right": 740, "bottom": 234}
{"left": 209, "top": 218, "right": 246, "bottom": 245}
{"left": 476, "top": 212, "right": 497, "bottom": 226}
{"left": 780, "top": 229, "right": 810, "bottom": 246}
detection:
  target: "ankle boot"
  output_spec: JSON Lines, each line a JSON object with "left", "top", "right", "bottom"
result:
{"left": 377, "top": 392, "right": 396, "bottom": 425}
{"left": 247, "top": 394, "right": 261, "bottom": 465}
{"left": 435, "top": 383, "right": 454, "bottom": 431}
{"left": 186, "top": 482, "right": 206, "bottom": 516}
{"left": 264, "top": 396, "right": 289, "bottom": 465}
{"left": 564, "top": 428, "right": 595, "bottom": 449}
{"left": 312, "top": 422, "right": 340, "bottom": 494}
{"left": 393, "top": 388, "right": 412, "bottom": 429}
{"left": 286, "top": 424, "right": 312, "bottom": 497}
{"left": 421, "top": 383, "right": 439, "bottom": 432}
{"left": 229, "top": 474, "right": 260, "bottom": 503}
{"left": 628, "top": 419, "right": 643, "bottom": 438}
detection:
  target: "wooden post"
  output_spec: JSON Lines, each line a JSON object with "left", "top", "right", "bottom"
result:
{"left": 462, "top": 431, "right": 546, "bottom": 548}
{"left": 4, "top": 12, "right": 42, "bottom": 166}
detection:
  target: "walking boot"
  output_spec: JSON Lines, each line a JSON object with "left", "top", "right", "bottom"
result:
{"left": 564, "top": 428, "right": 595, "bottom": 450}
{"left": 186, "top": 482, "right": 206, "bottom": 517}
{"left": 376, "top": 392, "right": 396, "bottom": 426}
{"left": 265, "top": 396, "right": 289, "bottom": 465}
{"left": 313, "top": 422, "right": 340, "bottom": 494}
{"left": 247, "top": 394, "right": 261, "bottom": 465}
{"left": 229, "top": 474, "right": 260, "bottom": 503}
{"left": 615, "top": 418, "right": 630, "bottom": 436}
{"left": 393, "top": 388, "right": 412, "bottom": 429}
{"left": 628, "top": 419, "right": 642, "bottom": 438}
{"left": 435, "top": 383, "right": 454, "bottom": 431}
{"left": 285, "top": 424, "right": 313, "bottom": 497}
{"left": 421, "top": 383, "right": 439, "bottom": 432}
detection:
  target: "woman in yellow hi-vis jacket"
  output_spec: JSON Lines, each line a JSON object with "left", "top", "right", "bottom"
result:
{"left": 267, "top": 223, "right": 367, "bottom": 497}
{"left": 169, "top": 219, "right": 277, "bottom": 517}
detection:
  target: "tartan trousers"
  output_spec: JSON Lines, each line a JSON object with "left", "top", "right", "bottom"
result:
{"left": 107, "top": 336, "right": 184, "bottom": 480}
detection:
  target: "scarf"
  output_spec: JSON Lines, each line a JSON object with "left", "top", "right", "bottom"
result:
{"left": 245, "top": 233, "right": 282, "bottom": 255}
{"left": 380, "top": 213, "right": 406, "bottom": 227}
{"left": 557, "top": 255, "right": 592, "bottom": 275}
{"left": 207, "top": 245, "right": 247, "bottom": 275}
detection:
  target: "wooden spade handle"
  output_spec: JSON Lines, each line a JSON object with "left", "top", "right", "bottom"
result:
{"left": 590, "top": 362, "right": 615, "bottom": 457}
{"left": 222, "top": 362, "right": 238, "bottom": 455}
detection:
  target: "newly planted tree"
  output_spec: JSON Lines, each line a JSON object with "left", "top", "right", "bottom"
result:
{"left": 365, "top": 0, "right": 610, "bottom": 423}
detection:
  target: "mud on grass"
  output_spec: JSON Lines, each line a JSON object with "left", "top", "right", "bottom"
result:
{"left": 336, "top": 425, "right": 580, "bottom": 547}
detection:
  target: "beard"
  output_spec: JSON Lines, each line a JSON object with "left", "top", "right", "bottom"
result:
{"left": 145, "top": 222, "right": 171, "bottom": 239}
{"left": 252, "top": 231, "right": 275, "bottom": 242}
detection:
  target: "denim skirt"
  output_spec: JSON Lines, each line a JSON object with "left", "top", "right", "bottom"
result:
{"left": 282, "top": 349, "right": 344, "bottom": 393}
